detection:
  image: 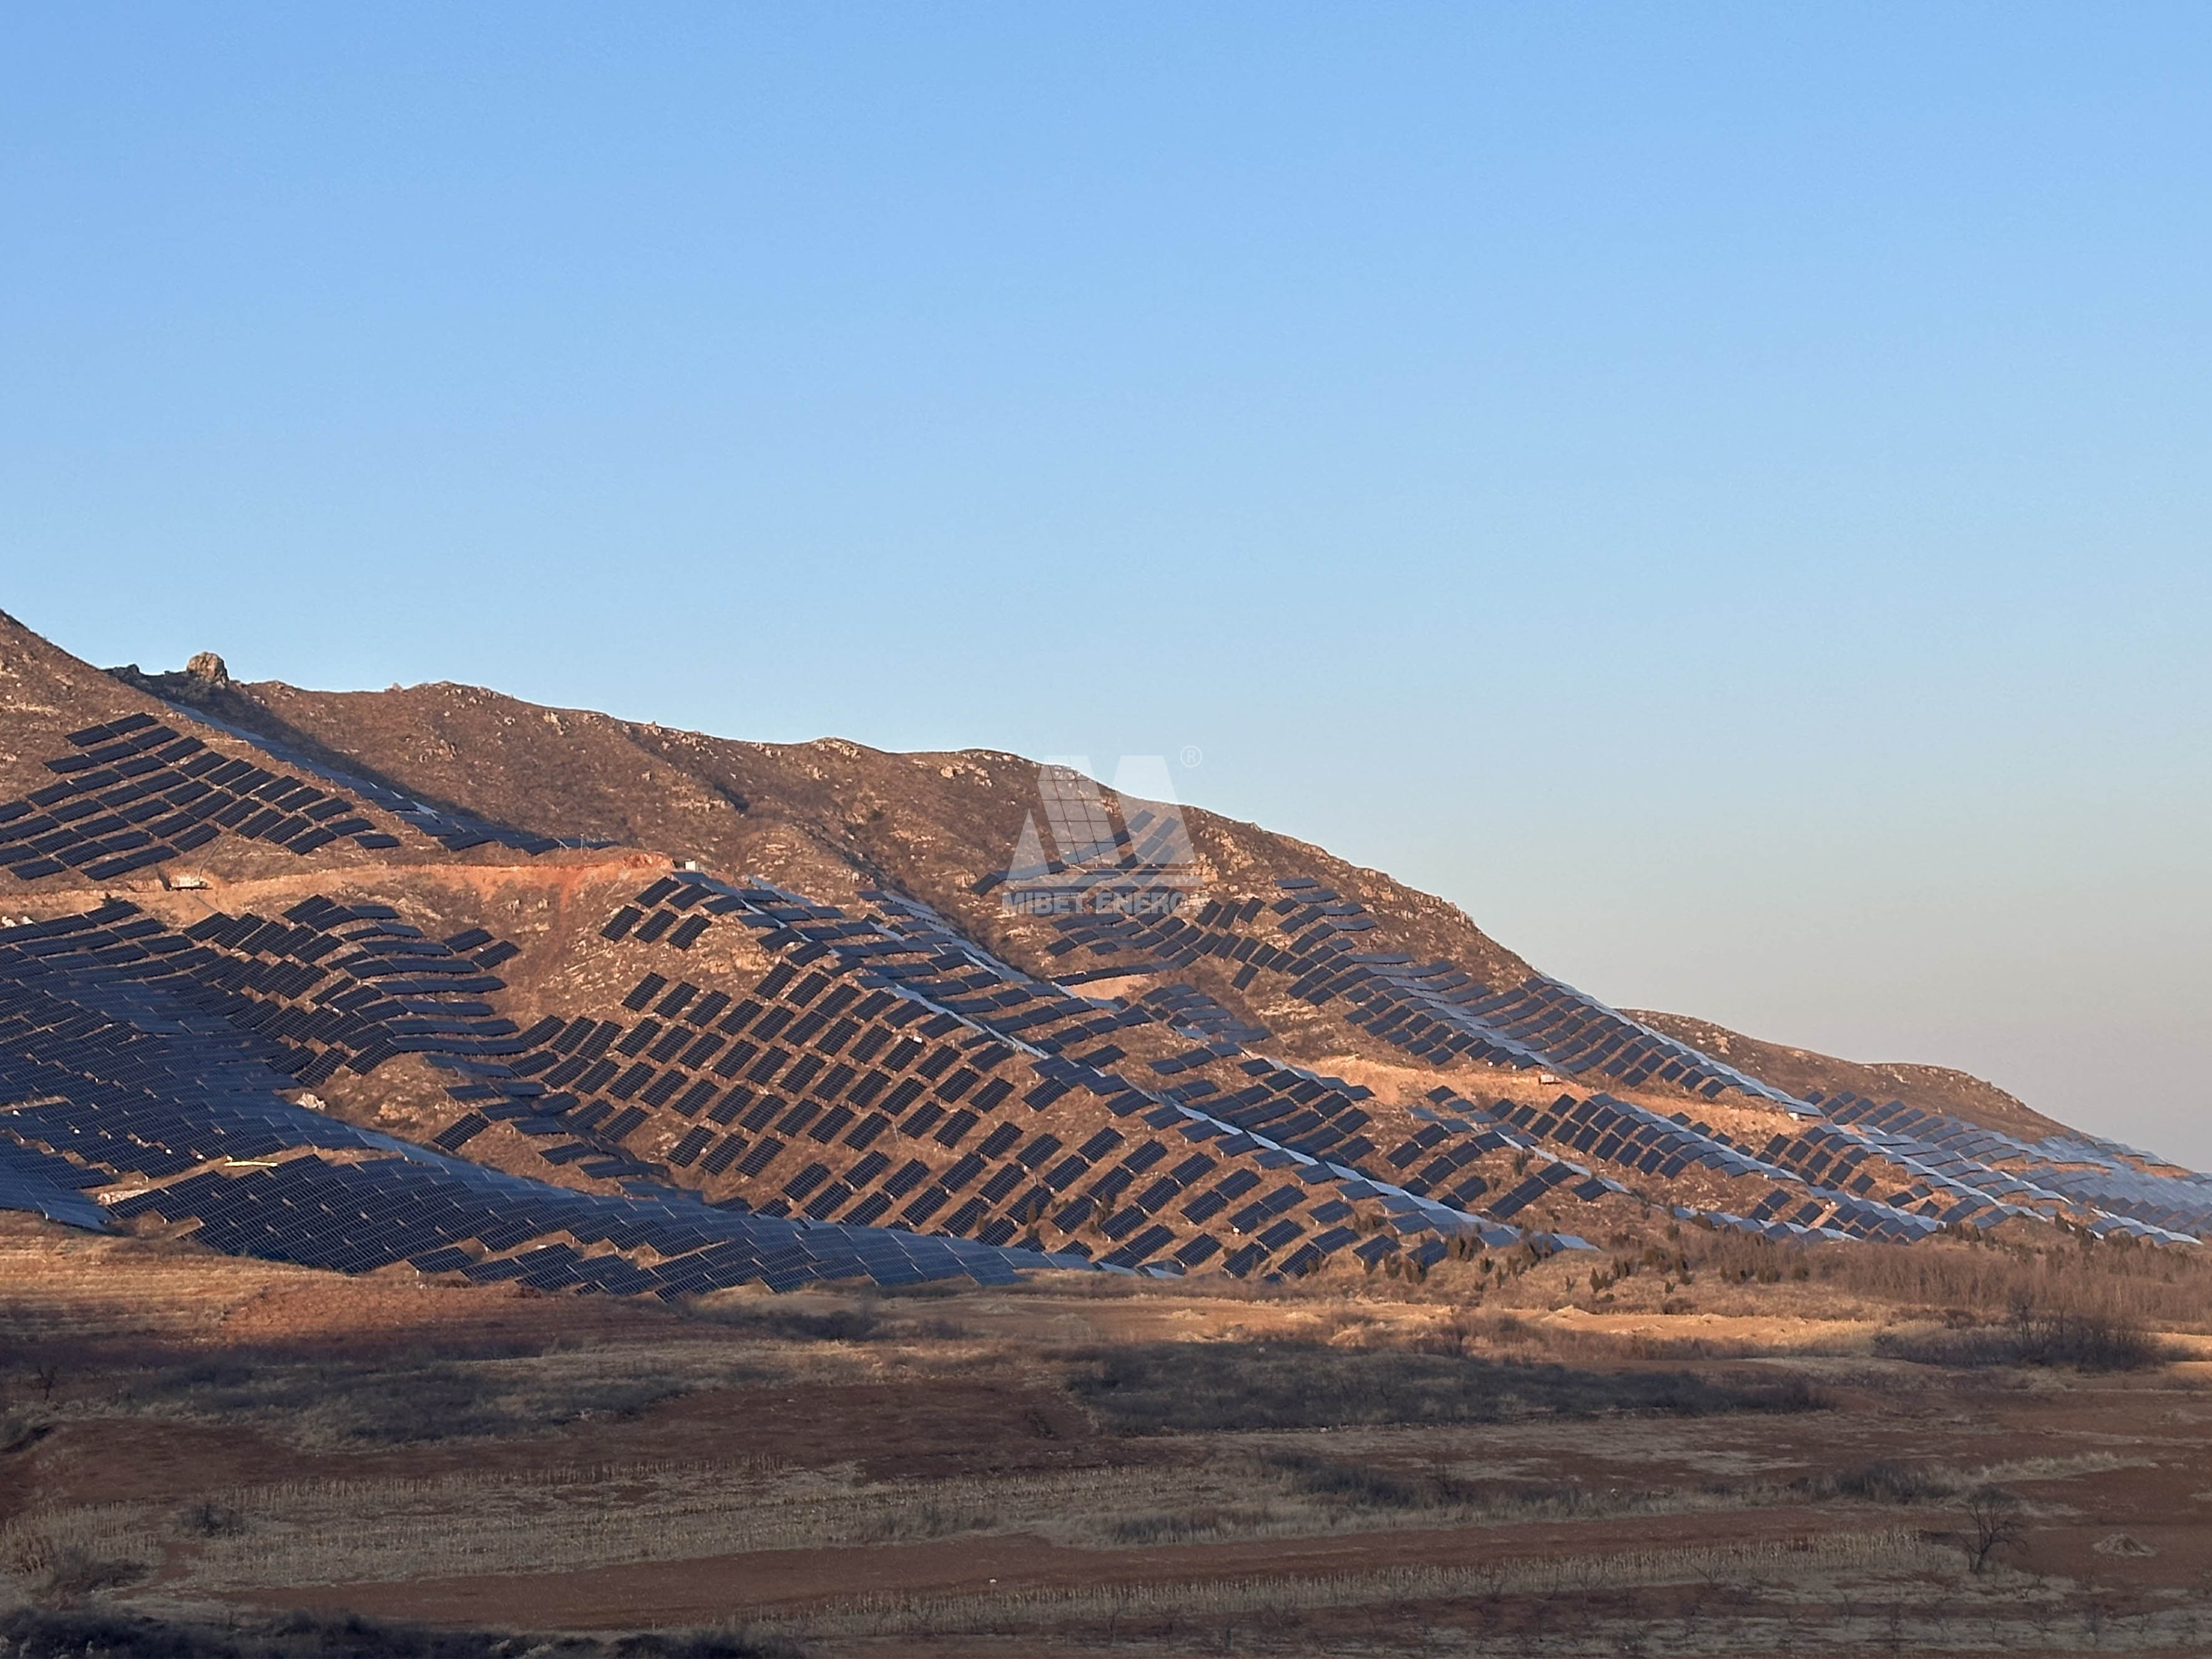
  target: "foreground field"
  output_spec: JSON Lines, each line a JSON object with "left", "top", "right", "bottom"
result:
{"left": 4, "top": 1215, "right": 2212, "bottom": 1656}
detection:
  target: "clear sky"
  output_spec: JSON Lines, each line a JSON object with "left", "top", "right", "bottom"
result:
{"left": 6, "top": 5, "right": 2209, "bottom": 1161}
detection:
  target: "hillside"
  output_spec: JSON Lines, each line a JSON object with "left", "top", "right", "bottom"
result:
{"left": 97, "top": 657, "right": 2076, "bottom": 1134}
{"left": 116, "top": 656, "right": 2118, "bottom": 1139}
{"left": 0, "top": 610, "right": 2204, "bottom": 1314}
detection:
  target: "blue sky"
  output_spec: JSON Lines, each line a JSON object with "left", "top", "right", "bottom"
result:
{"left": 6, "top": 5, "right": 2210, "bottom": 1159}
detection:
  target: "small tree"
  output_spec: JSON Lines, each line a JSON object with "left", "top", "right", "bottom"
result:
{"left": 1964, "top": 1485, "right": 2025, "bottom": 1573}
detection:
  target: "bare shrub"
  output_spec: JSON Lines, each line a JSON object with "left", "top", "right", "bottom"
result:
{"left": 2010, "top": 1308, "right": 2169, "bottom": 1370}
{"left": 1261, "top": 1451, "right": 1437, "bottom": 1510}
{"left": 1962, "top": 1485, "right": 2025, "bottom": 1573}
{"left": 622, "top": 1635, "right": 810, "bottom": 1659}
{"left": 1818, "top": 1461, "right": 1948, "bottom": 1506}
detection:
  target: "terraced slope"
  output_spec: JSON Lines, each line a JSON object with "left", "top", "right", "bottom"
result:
{"left": 2, "top": 610, "right": 2207, "bottom": 1299}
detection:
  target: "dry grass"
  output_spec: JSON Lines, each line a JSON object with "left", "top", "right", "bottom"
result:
{"left": 114, "top": 1352, "right": 698, "bottom": 1446}
{"left": 6, "top": 1463, "right": 1223, "bottom": 1593}
{"left": 776, "top": 1561, "right": 2212, "bottom": 1655}
{"left": 1680, "top": 1226, "right": 2212, "bottom": 1335}
{"left": 0, "top": 1606, "right": 805, "bottom": 1658}
{"left": 7, "top": 1249, "right": 2212, "bottom": 1655}
{"left": 770, "top": 1527, "right": 1935, "bottom": 1637}
{"left": 1067, "top": 1340, "right": 1831, "bottom": 1433}
{"left": 16, "top": 1431, "right": 2135, "bottom": 1604}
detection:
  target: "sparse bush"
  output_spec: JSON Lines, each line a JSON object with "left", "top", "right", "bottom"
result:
{"left": 176, "top": 1499, "right": 245, "bottom": 1538}
{"left": 1261, "top": 1451, "right": 1433, "bottom": 1509}
{"left": 1752, "top": 1374, "right": 1834, "bottom": 1412}
{"left": 904, "top": 1316, "right": 975, "bottom": 1341}
{"left": 1794, "top": 1460, "right": 1950, "bottom": 1505}
{"left": 1679, "top": 1229, "right": 2212, "bottom": 1335}
{"left": 2013, "top": 1308, "right": 2168, "bottom": 1370}
{"left": 33, "top": 1545, "right": 148, "bottom": 1605}
{"left": 307, "top": 1364, "right": 519, "bottom": 1442}
{"left": 1875, "top": 1306, "right": 2172, "bottom": 1373}
{"left": 614, "top": 1632, "right": 808, "bottom": 1659}
{"left": 1833, "top": 1461, "right": 1945, "bottom": 1504}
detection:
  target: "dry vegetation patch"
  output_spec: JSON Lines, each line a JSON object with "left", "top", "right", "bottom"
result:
{"left": 113, "top": 1353, "right": 702, "bottom": 1447}
{"left": 1067, "top": 1341, "right": 1831, "bottom": 1434}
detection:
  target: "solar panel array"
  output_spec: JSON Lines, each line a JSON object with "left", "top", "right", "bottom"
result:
{"left": 0, "top": 712, "right": 401, "bottom": 883}
{"left": 5, "top": 834, "right": 2205, "bottom": 1290}
{"left": 1011, "top": 874, "right": 2212, "bottom": 1248}
{"left": 0, "top": 1134, "right": 111, "bottom": 1230}
{"left": 0, "top": 903, "right": 1091, "bottom": 1293}
{"left": 448, "top": 869, "right": 2212, "bottom": 1257}
{"left": 0, "top": 703, "right": 608, "bottom": 886}
{"left": 0, "top": 877, "right": 1574, "bottom": 1288}
{"left": 1457, "top": 1041, "right": 2186, "bottom": 1245}
{"left": 1476, "top": 1092, "right": 1949, "bottom": 1242}
{"left": 1135, "top": 981, "right": 1273, "bottom": 1050}
{"left": 1820, "top": 1094, "right": 2210, "bottom": 1243}
{"left": 1039, "top": 878, "right": 1806, "bottom": 1107}
{"left": 163, "top": 893, "right": 529, "bottom": 1092}
{"left": 544, "top": 870, "right": 1576, "bottom": 1275}
{"left": 1367, "top": 1075, "right": 2201, "bottom": 1250}
{"left": 150, "top": 868, "right": 1887, "bottom": 1256}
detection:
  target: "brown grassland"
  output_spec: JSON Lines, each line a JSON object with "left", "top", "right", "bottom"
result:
{"left": 6, "top": 1210, "right": 2212, "bottom": 1657}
